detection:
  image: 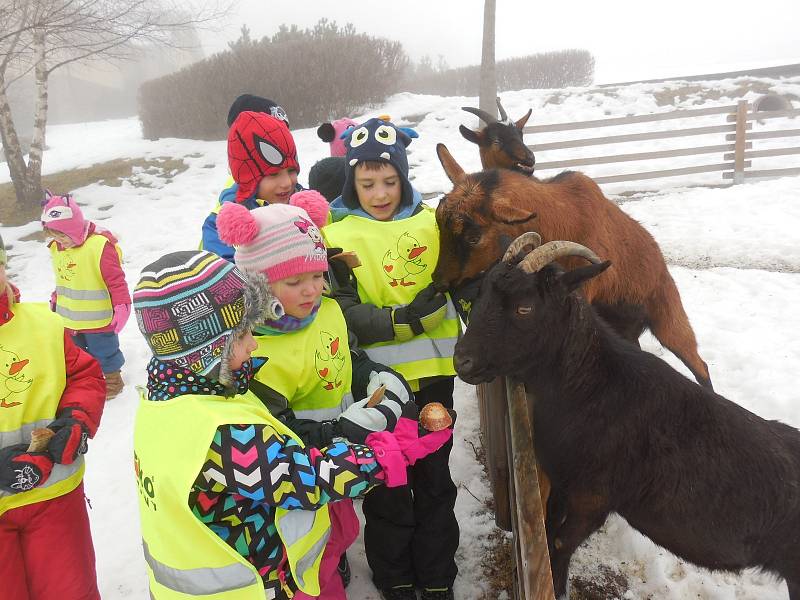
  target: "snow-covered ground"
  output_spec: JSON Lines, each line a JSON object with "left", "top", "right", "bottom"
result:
{"left": 1, "top": 79, "right": 799, "bottom": 599}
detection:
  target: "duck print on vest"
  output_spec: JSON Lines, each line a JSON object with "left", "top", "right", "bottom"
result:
{"left": 315, "top": 331, "right": 345, "bottom": 390}
{"left": 55, "top": 251, "right": 78, "bottom": 282}
{"left": 0, "top": 345, "right": 32, "bottom": 409}
{"left": 382, "top": 232, "right": 428, "bottom": 287}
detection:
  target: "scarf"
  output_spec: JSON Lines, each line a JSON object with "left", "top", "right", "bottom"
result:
{"left": 145, "top": 356, "right": 259, "bottom": 401}
{"left": 255, "top": 301, "right": 320, "bottom": 335}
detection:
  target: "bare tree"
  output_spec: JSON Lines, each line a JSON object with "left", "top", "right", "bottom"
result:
{"left": 479, "top": 0, "right": 497, "bottom": 120}
{"left": 0, "top": 0, "right": 230, "bottom": 213}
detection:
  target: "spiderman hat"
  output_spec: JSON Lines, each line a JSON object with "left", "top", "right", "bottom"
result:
{"left": 227, "top": 111, "right": 300, "bottom": 203}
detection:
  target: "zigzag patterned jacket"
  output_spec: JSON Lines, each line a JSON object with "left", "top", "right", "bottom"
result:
{"left": 145, "top": 359, "right": 384, "bottom": 591}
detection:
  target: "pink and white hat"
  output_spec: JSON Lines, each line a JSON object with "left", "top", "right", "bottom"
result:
{"left": 41, "top": 192, "right": 89, "bottom": 245}
{"left": 216, "top": 191, "right": 330, "bottom": 282}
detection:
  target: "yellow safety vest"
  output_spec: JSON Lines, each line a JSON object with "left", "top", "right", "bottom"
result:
{"left": 134, "top": 390, "right": 331, "bottom": 599}
{"left": 50, "top": 233, "right": 120, "bottom": 330}
{"left": 323, "top": 207, "right": 460, "bottom": 386}
{"left": 0, "top": 303, "right": 83, "bottom": 517}
{"left": 253, "top": 297, "right": 354, "bottom": 421}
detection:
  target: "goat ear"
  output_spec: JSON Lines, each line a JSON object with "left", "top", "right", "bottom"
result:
{"left": 492, "top": 198, "right": 537, "bottom": 225}
{"left": 515, "top": 109, "right": 532, "bottom": 130}
{"left": 317, "top": 123, "right": 335, "bottom": 142}
{"left": 459, "top": 125, "right": 485, "bottom": 146}
{"left": 559, "top": 261, "right": 611, "bottom": 293}
{"left": 437, "top": 143, "right": 466, "bottom": 184}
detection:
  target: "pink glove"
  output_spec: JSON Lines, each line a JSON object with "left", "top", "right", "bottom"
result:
{"left": 49, "top": 291, "right": 57, "bottom": 312}
{"left": 109, "top": 303, "right": 131, "bottom": 333}
{"left": 365, "top": 412, "right": 454, "bottom": 488}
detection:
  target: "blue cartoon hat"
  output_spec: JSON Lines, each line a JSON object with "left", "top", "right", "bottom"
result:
{"left": 341, "top": 117, "right": 418, "bottom": 210}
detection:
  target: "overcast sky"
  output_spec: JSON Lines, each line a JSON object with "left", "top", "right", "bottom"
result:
{"left": 202, "top": 0, "right": 798, "bottom": 84}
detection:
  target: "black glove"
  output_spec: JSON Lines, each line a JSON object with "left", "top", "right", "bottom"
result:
{"left": 47, "top": 409, "right": 90, "bottom": 465}
{"left": 450, "top": 275, "right": 483, "bottom": 326}
{"left": 0, "top": 444, "right": 54, "bottom": 493}
{"left": 392, "top": 283, "right": 448, "bottom": 341}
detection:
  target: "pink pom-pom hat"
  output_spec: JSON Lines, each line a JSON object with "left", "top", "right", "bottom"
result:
{"left": 218, "top": 203, "right": 328, "bottom": 282}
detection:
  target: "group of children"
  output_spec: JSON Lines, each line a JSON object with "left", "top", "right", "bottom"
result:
{"left": 0, "top": 93, "right": 464, "bottom": 600}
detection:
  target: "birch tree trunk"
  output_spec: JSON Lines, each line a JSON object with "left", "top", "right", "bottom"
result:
{"left": 479, "top": 0, "right": 497, "bottom": 120}
{"left": 0, "top": 75, "right": 30, "bottom": 211}
{"left": 25, "top": 28, "right": 48, "bottom": 203}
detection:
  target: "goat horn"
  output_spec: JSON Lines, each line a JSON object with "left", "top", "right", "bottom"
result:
{"left": 496, "top": 97, "right": 508, "bottom": 122}
{"left": 502, "top": 232, "right": 542, "bottom": 262}
{"left": 518, "top": 241, "right": 602, "bottom": 274}
{"left": 462, "top": 106, "right": 497, "bottom": 125}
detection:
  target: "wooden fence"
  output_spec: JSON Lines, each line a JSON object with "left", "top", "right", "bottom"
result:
{"left": 524, "top": 99, "right": 800, "bottom": 185}
{"left": 476, "top": 98, "right": 799, "bottom": 600}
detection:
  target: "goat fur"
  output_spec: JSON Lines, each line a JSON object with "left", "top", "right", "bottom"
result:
{"left": 433, "top": 143, "right": 712, "bottom": 388}
{"left": 454, "top": 253, "right": 800, "bottom": 600}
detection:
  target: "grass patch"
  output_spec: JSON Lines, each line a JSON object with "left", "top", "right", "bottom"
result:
{"left": 0, "top": 156, "right": 188, "bottom": 226}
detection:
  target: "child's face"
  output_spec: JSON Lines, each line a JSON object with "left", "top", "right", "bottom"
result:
{"left": 45, "top": 229, "right": 76, "bottom": 248}
{"left": 354, "top": 163, "right": 402, "bottom": 221}
{"left": 228, "top": 330, "right": 258, "bottom": 372}
{"left": 257, "top": 168, "right": 298, "bottom": 204}
{"left": 270, "top": 272, "right": 325, "bottom": 319}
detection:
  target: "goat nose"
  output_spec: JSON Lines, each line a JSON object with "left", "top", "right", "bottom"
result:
{"left": 454, "top": 354, "right": 474, "bottom": 375}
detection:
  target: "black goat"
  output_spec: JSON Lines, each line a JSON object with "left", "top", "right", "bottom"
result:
{"left": 454, "top": 233, "right": 800, "bottom": 600}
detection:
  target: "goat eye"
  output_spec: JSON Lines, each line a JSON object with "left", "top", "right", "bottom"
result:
{"left": 466, "top": 234, "right": 481, "bottom": 246}
{"left": 516, "top": 305, "right": 532, "bottom": 316}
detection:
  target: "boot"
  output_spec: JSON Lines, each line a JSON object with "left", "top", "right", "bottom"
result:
{"left": 104, "top": 370, "right": 124, "bottom": 400}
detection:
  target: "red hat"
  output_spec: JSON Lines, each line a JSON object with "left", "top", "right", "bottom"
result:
{"left": 228, "top": 111, "right": 299, "bottom": 203}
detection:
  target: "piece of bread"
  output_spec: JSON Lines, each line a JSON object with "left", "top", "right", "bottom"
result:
{"left": 366, "top": 384, "right": 386, "bottom": 408}
{"left": 28, "top": 428, "right": 55, "bottom": 452}
{"left": 419, "top": 402, "right": 453, "bottom": 432}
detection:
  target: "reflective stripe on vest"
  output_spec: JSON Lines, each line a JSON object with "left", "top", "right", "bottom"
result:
{"left": 134, "top": 391, "right": 330, "bottom": 598}
{"left": 253, "top": 297, "right": 354, "bottom": 419}
{"left": 50, "top": 234, "right": 117, "bottom": 329}
{"left": 0, "top": 303, "right": 81, "bottom": 516}
{"left": 322, "top": 208, "right": 460, "bottom": 384}
{"left": 143, "top": 540, "right": 258, "bottom": 596}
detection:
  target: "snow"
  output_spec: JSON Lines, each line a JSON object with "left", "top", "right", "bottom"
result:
{"left": 1, "top": 76, "right": 799, "bottom": 599}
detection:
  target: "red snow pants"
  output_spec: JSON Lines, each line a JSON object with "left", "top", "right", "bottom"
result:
{"left": 293, "top": 499, "right": 360, "bottom": 600}
{"left": 0, "top": 482, "right": 100, "bottom": 600}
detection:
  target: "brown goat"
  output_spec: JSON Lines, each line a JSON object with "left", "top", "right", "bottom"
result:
{"left": 460, "top": 97, "right": 535, "bottom": 175}
{"left": 432, "top": 144, "right": 713, "bottom": 389}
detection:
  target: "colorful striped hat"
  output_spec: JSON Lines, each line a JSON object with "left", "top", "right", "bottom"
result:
{"left": 133, "top": 251, "right": 278, "bottom": 384}
{"left": 216, "top": 199, "right": 329, "bottom": 282}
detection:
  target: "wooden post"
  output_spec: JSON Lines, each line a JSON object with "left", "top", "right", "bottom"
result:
{"left": 506, "top": 379, "right": 555, "bottom": 600}
{"left": 733, "top": 100, "right": 748, "bottom": 184}
{"left": 484, "top": 377, "right": 512, "bottom": 531}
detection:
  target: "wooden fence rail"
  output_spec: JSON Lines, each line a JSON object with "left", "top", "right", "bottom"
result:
{"left": 523, "top": 100, "right": 800, "bottom": 185}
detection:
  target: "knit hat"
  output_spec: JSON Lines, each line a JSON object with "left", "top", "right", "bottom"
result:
{"left": 317, "top": 117, "right": 358, "bottom": 157}
{"left": 40, "top": 192, "right": 89, "bottom": 245}
{"left": 227, "top": 94, "right": 289, "bottom": 128}
{"left": 228, "top": 111, "right": 300, "bottom": 204}
{"left": 341, "top": 117, "right": 418, "bottom": 210}
{"left": 216, "top": 196, "right": 329, "bottom": 283}
{"left": 308, "top": 156, "right": 346, "bottom": 203}
{"left": 133, "top": 251, "right": 280, "bottom": 386}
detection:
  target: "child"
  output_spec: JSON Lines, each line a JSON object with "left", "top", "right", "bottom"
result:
{"left": 0, "top": 232, "right": 106, "bottom": 600}
{"left": 132, "top": 250, "right": 452, "bottom": 600}
{"left": 324, "top": 118, "right": 462, "bottom": 600}
{"left": 217, "top": 196, "right": 416, "bottom": 599}
{"left": 41, "top": 192, "right": 130, "bottom": 400}
{"left": 201, "top": 111, "right": 303, "bottom": 261}
{"left": 316, "top": 117, "right": 358, "bottom": 157}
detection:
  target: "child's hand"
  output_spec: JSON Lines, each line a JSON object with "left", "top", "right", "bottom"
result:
{"left": 109, "top": 303, "right": 130, "bottom": 333}
{"left": 47, "top": 410, "right": 91, "bottom": 464}
{"left": 337, "top": 398, "right": 402, "bottom": 444}
{"left": 49, "top": 291, "right": 57, "bottom": 312}
{"left": 0, "top": 444, "right": 54, "bottom": 493}
{"left": 391, "top": 283, "right": 447, "bottom": 341}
